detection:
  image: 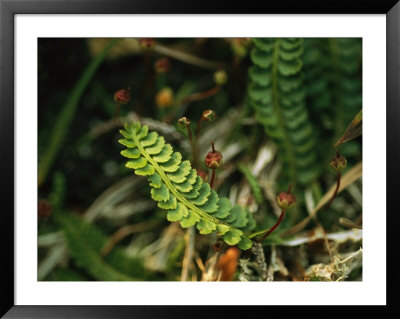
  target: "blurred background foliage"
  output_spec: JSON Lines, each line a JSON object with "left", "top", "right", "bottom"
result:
{"left": 38, "top": 38, "right": 362, "bottom": 282}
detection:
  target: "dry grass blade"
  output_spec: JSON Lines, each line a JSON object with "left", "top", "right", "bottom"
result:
{"left": 83, "top": 176, "right": 145, "bottom": 222}
{"left": 181, "top": 226, "right": 196, "bottom": 281}
{"left": 87, "top": 39, "right": 225, "bottom": 70}
{"left": 281, "top": 162, "right": 362, "bottom": 237}
{"left": 339, "top": 217, "right": 362, "bottom": 229}
{"left": 154, "top": 43, "right": 224, "bottom": 70}
{"left": 334, "top": 110, "right": 362, "bottom": 147}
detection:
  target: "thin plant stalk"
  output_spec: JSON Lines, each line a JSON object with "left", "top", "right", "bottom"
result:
{"left": 181, "top": 85, "right": 220, "bottom": 105}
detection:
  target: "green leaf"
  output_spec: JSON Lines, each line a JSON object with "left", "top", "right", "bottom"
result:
{"left": 153, "top": 144, "right": 173, "bottom": 163}
{"left": 159, "top": 152, "right": 182, "bottom": 172}
{"left": 126, "top": 157, "right": 147, "bottom": 169}
{"left": 174, "top": 169, "right": 197, "bottom": 193}
{"left": 136, "top": 125, "right": 149, "bottom": 140}
{"left": 198, "top": 190, "right": 219, "bottom": 213}
{"left": 196, "top": 218, "right": 217, "bottom": 234}
{"left": 191, "top": 182, "right": 211, "bottom": 205}
{"left": 180, "top": 210, "right": 201, "bottom": 228}
{"left": 252, "top": 38, "right": 274, "bottom": 52}
{"left": 119, "top": 139, "right": 136, "bottom": 148}
{"left": 249, "top": 66, "right": 271, "bottom": 86}
{"left": 121, "top": 148, "right": 141, "bottom": 159}
{"left": 237, "top": 236, "right": 253, "bottom": 250}
{"left": 135, "top": 164, "right": 155, "bottom": 176}
{"left": 223, "top": 229, "right": 243, "bottom": 246}
{"left": 248, "top": 84, "right": 272, "bottom": 104}
{"left": 167, "top": 203, "right": 188, "bottom": 221}
{"left": 230, "top": 206, "right": 249, "bottom": 228}
{"left": 167, "top": 160, "right": 191, "bottom": 183}
{"left": 148, "top": 173, "right": 162, "bottom": 188}
{"left": 217, "top": 224, "right": 230, "bottom": 235}
{"left": 278, "top": 59, "right": 303, "bottom": 76}
{"left": 158, "top": 195, "right": 177, "bottom": 210}
{"left": 145, "top": 136, "right": 165, "bottom": 155}
{"left": 214, "top": 198, "right": 232, "bottom": 219}
{"left": 151, "top": 183, "right": 170, "bottom": 202}
{"left": 119, "top": 129, "right": 131, "bottom": 139}
{"left": 184, "top": 177, "right": 202, "bottom": 199}
{"left": 140, "top": 131, "right": 158, "bottom": 147}
{"left": 251, "top": 48, "right": 273, "bottom": 68}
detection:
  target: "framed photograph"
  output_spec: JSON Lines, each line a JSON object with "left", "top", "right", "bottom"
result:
{"left": 1, "top": 0, "right": 398, "bottom": 317}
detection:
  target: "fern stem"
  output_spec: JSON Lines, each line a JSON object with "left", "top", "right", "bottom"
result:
{"left": 271, "top": 39, "right": 297, "bottom": 183}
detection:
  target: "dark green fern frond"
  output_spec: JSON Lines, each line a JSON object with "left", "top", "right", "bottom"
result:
{"left": 303, "top": 38, "right": 362, "bottom": 157}
{"left": 248, "top": 38, "right": 319, "bottom": 186}
{"left": 119, "top": 122, "right": 256, "bottom": 250}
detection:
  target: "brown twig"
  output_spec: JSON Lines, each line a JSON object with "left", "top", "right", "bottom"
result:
{"left": 154, "top": 43, "right": 225, "bottom": 70}
{"left": 180, "top": 85, "right": 220, "bottom": 105}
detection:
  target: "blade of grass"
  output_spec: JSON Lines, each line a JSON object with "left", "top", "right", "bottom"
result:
{"left": 38, "top": 38, "right": 120, "bottom": 186}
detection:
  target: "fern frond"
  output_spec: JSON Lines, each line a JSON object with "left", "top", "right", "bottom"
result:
{"left": 248, "top": 38, "right": 319, "bottom": 186}
{"left": 119, "top": 122, "right": 256, "bottom": 250}
{"left": 303, "top": 38, "right": 362, "bottom": 157}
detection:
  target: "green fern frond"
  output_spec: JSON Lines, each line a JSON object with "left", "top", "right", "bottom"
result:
{"left": 248, "top": 38, "right": 319, "bottom": 186}
{"left": 119, "top": 122, "right": 256, "bottom": 250}
{"left": 303, "top": 38, "right": 362, "bottom": 157}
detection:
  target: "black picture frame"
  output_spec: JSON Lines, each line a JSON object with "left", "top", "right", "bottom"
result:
{"left": 1, "top": 0, "right": 399, "bottom": 317}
